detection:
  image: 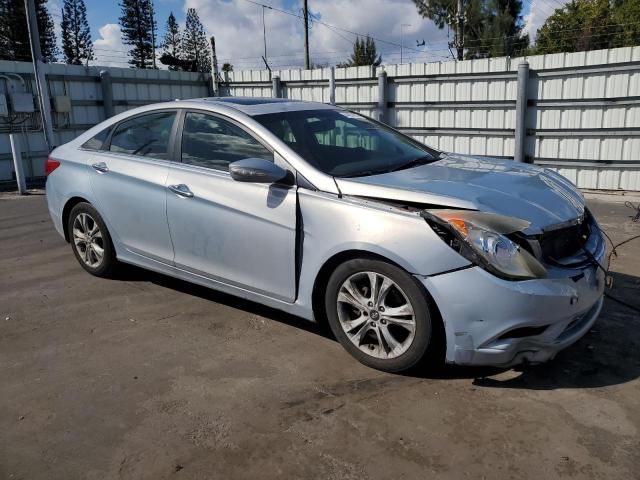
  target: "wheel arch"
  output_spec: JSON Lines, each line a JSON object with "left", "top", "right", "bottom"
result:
{"left": 61, "top": 196, "right": 91, "bottom": 242}
{"left": 311, "top": 250, "right": 446, "bottom": 360}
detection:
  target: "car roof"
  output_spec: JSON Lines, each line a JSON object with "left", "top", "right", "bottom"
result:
{"left": 183, "top": 97, "right": 336, "bottom": 116}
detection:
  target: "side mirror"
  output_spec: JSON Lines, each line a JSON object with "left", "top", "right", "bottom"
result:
{"left": 229, "top": 158, "right": 288, "bottom": 184}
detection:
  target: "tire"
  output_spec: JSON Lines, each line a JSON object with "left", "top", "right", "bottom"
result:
{"left": 67, "top": 202, "right": 118, "bottom": 278}
{"left": 325, "top": 258, "right": 434, "bottom": 373}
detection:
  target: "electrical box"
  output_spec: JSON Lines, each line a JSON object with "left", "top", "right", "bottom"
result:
{"left": 0, "top": 94, "right": 8, "bottom": 116}
{"left": 9, "top": 93, "right": 34, "bottom": 113}
{"left": 53, "top": 95, "right": 72, "bottom": 113}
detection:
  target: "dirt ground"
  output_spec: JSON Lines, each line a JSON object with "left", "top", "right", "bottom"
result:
{"left": 1, "top": 192, "right": 639, "bottom": 480}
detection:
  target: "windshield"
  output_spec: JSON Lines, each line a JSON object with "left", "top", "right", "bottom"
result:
{"left": 253, "top": 109, "right": 440, "bottom": 178}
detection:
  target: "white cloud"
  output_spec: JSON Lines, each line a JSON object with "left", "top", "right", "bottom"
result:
{"left": 48, "top": 0, "right": 63, "bottom": 56}
{"left": 92, "top": 24, "right": 131, "bottom": 67}
{"left": 92, "top": 23, "right": 170, "bottom": 69}
{"left": 522, "top": 0, "right": 568, "bottom": 41}
{"left": 184, "top": 0, "right": 451, "bottom": 70}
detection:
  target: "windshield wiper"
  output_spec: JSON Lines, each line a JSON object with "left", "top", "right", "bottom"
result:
{"left": 389, "top": 155, "right": 435, "bottom": 173}
{"left": 339, "top": 155, "right": 438, "bottom": 178}
{"left": 340, "top": 168, "right": 390, "bottom": 178}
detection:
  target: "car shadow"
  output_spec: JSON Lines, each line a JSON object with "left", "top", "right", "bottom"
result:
{"left": 113, "top": 264, "right": 334, "bottom": 340}
{"left": 114, "top": 265, "right": 640, "bottom": 390}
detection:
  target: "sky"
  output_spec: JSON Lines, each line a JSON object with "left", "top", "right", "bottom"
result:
{"left": 46, "top": 0, "right": 568, "bottom": 70}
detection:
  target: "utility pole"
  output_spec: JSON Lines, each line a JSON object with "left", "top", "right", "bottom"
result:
{"left": 303, "top": 0, "right": 310, "bottom": 69}
{"left": 24, "top": 0, "right": 54, "bottom": 151}
{"left": 401, "top": 23, "right": 410, "bottom": 64}
{"left": 262, "top": 5, "right": 271, "bottom": 65}
{"left": 210, "top": 36, "right": 219, "bottom": 96}
{"left": 149, "top": 0, "right": 157, "bottom": 68}
{"left": 454, "top": 0, "right": 464, "bottom": 61}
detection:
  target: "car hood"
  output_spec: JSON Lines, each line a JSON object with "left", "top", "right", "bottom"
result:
{"left": 334, "top": 154, "right": 585, "bottom": 234}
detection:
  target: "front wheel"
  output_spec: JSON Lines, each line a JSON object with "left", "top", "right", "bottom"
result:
{"left": 325, "top": 258, "right": 434, "bottom": 373}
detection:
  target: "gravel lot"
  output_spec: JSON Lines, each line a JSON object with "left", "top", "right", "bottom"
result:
{"left": 1, "top": 192, "right": 639, "bottom": 480}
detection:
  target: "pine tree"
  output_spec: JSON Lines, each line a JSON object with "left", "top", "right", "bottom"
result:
{"left": 37, "top": 0, "right": 57, "bottom": 61}
{"left": 61, "top": 0, "right": 93, "bottom": 65}
{"left": 0, "top": 0, "right": 57, "bottom": 62}
{"left": 161, "top": 12, "right": 180, "bottom": 70}
{"left": 119, "top": 0, "right": 156, "bottom": 68}
{"left": 0, "top": 0, "right": 30, "bottom": 61}
{"left": 181, "top": 8, "right": 210, "bottom": 73}
{"left": 340, "top": 36, "right": 382, "bottom": 67}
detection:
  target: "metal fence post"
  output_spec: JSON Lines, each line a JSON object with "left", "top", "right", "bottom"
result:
{"left": 377, "top": 69, "right": 388, "bottom": 123}
{"left": 99, "top": 70, "right": 114, "bottom": 119}
{"left": 272, "top": 75, "right": 281, "bottom": 98}
{"left": 222, "top": 70, "right": 230, "bottom": 96}
{"left": 514, "top": 61, "right": 529, "bottom": 163}
{"left": 329, "top": 66, "right": 336, "bottom": 105}
{"left": 9, "top": 134, "right": 27, "bottom": 194}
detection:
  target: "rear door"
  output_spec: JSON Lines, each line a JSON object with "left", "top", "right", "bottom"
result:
{"left": 88, "top": 110, "right": 178, "bottom": 263}
{"left": 165, "top": 110, "right": 297, "bottom": 301}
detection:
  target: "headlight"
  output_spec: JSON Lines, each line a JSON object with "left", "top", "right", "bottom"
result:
{"left": 423, "top": 210, "right": 547, "bottom": 280}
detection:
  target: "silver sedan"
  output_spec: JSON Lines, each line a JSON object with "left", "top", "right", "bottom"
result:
{"left": 45, "top": 97, "right": 605, "bottom": 372}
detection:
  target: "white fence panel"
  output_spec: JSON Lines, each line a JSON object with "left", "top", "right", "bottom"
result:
{"left": 221, "top": 47, "right": 640, "bottom": 190}
{"left": 2, "top": 47, "right": 640, "bottom": 190}
{"left": 0, "top": 61, "right": 210, "bottom": 183}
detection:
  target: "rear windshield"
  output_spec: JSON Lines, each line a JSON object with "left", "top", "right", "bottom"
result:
{"left": 253, "top": 109, "right": 439, "bottom": 178}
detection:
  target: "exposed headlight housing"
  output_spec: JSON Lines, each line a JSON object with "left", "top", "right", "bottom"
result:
{"left": 423, "top": 210, "right": 547, "bottom": 280}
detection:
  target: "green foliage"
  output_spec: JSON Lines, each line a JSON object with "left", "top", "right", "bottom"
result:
{"left": 61, "top": 0, "right": 93, "bottom": 65}
{"left": 222, "top": 62, "right": 233, "bottom": 72}
{"left": 340, "top": 36, "right": 382, "bottom": 67}
{"left": 119, "top": 0, "right": 156, "bottom": 68}
{"left": 181, "top": 8, "right": 210, "bottom": 73}
{"left": 535, "top": 0, "right": 640, "bottom": 54}
{"left": 0, "top": 0, "right": 30, "bottom": 61}
{"left": 161, "top": 12, "right": 181, "bottom": 71}
{"left": 0, "top": 0, "right": 57, "bottom": 62}
{"left": 412, "top": 0, "right": 529, "bottom": 59}
{"left": 37, "top": 0, "right": 57, "bottom": 61}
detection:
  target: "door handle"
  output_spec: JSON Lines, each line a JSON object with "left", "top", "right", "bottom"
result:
{"left": 91, "top": 162, "right": 109, "bottom": 173}
{"left": 168, "top": 184, "right": 194, "bottom": 198}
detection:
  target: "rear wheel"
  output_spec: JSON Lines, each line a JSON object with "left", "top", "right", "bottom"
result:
{"left": 68, "top": 202, "right": 117, "bottom": 277}
{"left": 325, "top": 258, "right": 433, "bottom": 373}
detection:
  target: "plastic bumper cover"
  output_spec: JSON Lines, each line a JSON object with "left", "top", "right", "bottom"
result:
{"left": 420, "top": 263, "right": 605, "bottom": 367}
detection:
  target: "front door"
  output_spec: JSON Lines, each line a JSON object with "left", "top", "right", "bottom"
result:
{"left": 165, "top": 110, "right": 297, "bottom": 302}
{"left": 88, "top": 110, "right": 178, "bottom": 263}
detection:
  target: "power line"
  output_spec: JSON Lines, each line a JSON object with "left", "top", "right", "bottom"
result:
{"left": 219, "top": 17, "right": 640, "bottom": 66}
{"left": 239, "top": 0, "right": 427, "bottom": 55}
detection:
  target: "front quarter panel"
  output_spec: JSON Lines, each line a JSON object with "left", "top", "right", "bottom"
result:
{"left": 296, "top": 189, "right": 471, "bottom": 315}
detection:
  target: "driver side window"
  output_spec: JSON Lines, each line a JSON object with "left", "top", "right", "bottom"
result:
{"left": 181, "top": 112, "right": 273, "bottom": 172}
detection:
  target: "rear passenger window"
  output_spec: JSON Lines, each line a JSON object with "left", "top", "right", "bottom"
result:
{"left": 181, "top": 112, "right": 272, "bottom": 172}
{"left": 82, "top": 128, "right": 110, "bottom": 150}
{"left": 110, "top": 111, "right": 176, "bottom": 160}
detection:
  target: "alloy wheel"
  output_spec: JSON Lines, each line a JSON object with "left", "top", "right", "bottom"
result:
{"left": 336, "top": 271, "right": 417, "bottom": 359}
{"left": 72, "top": 213, "right": 104, "bottom": 268}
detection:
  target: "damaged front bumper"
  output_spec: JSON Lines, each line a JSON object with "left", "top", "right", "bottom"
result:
{"left": 419, "top": 260, "right": 605, "bottom": 367}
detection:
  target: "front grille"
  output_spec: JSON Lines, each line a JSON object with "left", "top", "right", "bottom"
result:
{"left": 539, "top": 218, "right": 591, "bottom": 262}
{"left": 509, "top": 211, "right": 594, "bottom": 266}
